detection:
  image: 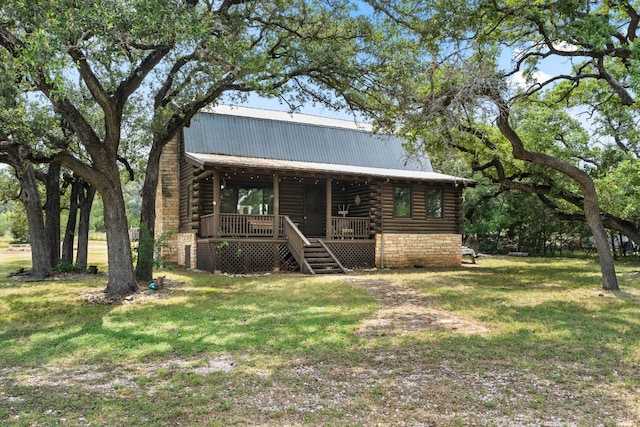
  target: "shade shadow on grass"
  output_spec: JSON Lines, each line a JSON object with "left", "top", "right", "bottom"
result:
{"left": 0, "top": 272, "right": 378, "bottom": 367}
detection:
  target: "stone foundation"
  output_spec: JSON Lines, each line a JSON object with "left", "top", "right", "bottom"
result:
{"left": 175, "top": 233, "right": 197, "bottom": 269}
{"left": 375, "top": 233, "right": 462, "bottom": 268}
{"left": 155, "top": 232, "right": 197, "bottom": 269}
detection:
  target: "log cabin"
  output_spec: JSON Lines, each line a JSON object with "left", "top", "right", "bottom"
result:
{"left": 155, "top": 105, "right": 474, "bottom": 274}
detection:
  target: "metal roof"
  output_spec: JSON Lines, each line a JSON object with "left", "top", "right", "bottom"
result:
{"left": 183, "top": 106, "right": 474, "bottom": 185}
{"left": 184, "top": 107, "right": 433, "bottom": 172}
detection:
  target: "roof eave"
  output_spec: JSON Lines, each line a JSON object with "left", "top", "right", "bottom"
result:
{"left": 185, "top": 152, "right": 476, "bottom": 186}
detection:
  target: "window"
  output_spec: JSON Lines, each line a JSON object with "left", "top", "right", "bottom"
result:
{"left": 426, "top": 188, "right": 443, "bottom": 218}
{"left": 221, "top": 186, "right": 274, "bottom": 215}
{"left": 393, "top": 186, "right": 411, "bottom": 217}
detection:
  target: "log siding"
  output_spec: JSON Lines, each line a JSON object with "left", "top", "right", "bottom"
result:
{"left": 377, "top": 181, "right": 462, "bottom": 235}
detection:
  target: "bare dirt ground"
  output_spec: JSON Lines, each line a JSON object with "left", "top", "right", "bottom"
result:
{"left": 345, "top": 276, "right": 490, "bottom": 337}
{"left": 3, "top": 275, "right": 638, "bottom": 426}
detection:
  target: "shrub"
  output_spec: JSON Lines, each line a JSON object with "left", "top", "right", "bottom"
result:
{"left": 54, "top": 261, "right": 84, "bottom": 274}
{"left": 6, "top": 209, "right": 29, "bottom": 244}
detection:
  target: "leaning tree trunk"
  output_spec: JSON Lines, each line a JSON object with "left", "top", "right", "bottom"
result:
{"left": 495, "top": 101, "right": 619, "bottom": 291}
{"left": 61, "top": 177, "right": 79, "bottom": 264}
{"left": 493, "top": 105, "right": 619, "bottom": 291}
{"left": 76, "top": 181, "right": 95, "bottom": 270}
{"left": 135, "top": 136, "right": 166, "bottom": 282}
{"left": 581, "top": 182, "right": 618, "bottom": 290}
{"left": 17, "top": 160, "right": 52, "bottom": 279}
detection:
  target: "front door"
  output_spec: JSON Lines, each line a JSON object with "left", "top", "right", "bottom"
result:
{"left": 303, "top": 185, "right": 325, "bottom": 237}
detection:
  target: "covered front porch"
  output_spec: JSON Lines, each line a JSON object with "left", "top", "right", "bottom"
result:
{"left": 190, "top": 170, "right": 378, "bottom": 274}
{"left": 194, "top": 169, "right": 376, "bottom": 241}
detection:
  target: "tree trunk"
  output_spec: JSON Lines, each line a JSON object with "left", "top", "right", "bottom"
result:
{"left": 76, "top": 181, "right": 95, "bottom": 270}
{"left": 43, "top": 163, "right": 61, "bottom": 268}
{"left": 61, "top": 178, "right": 79, "bottom": 264}
{"left": 55, "top": 149, "right": 137, "bottom": 293}
{"left": 135, "top": 137, "right": 165, "bottom": 282}
{"left": 495, "top": 98, "right": 619, "bottom": 291}
{"left": 581, "top": 183, "right": 618, "bottom": 290}
{"left": 16, "top": 160, "right": 52, "bottom": 279}
{"left": 136, "top": 221, "right": 155, "bottom": 281}
{"left": 610, "top": 233, "right": 618, "bottom": 260}
{"left": 102, "top": 183, "right": 137, "bottom": 294}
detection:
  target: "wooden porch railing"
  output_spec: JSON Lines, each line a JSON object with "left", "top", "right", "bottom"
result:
{"left": 200, "top": 213, "right": 371, "bottom": 240}
{"left": 330, "top": 217, "right": 370, "bottom": 239}
{"left": 200, "top": 213, "right": 281, "bottom": 238}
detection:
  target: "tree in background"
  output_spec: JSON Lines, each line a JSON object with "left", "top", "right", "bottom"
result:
{"left": 0, "top": 63, "right": 57, "bottom": 278}
{"left": 61, "top": 174, "right": 96, "bottom": 270}
{"left": 463, "top": 181, "right": 590, "bottom": 256}
{"left": 5, "top": 205, "right": 28, "bottom": 244}
{"left": 0, "top": 143, "right": 52, "bottom": 279}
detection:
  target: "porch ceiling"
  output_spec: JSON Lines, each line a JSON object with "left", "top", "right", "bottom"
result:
{"left": 186, "top": 152, "right": 475, "bottom": 186}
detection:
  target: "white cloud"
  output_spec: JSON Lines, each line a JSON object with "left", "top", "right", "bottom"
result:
{"left": 551, "top": 40, "right": 580, "bottom": 52}
{"left": 510, "top": 70, "right": 552, "bottom": 88}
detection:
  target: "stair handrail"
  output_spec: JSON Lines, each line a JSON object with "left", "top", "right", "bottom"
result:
{"left": 283, "top": 216, "right": 310, "bottom": 268}
{"left": 317, "top": 239, "right": 348, "bottom": 274}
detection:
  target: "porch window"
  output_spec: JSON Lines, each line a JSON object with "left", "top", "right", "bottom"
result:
{"left": 221, "top": 186, "right": 274, "bottom": 215}
{"left": 393, "top": 186, "right": 411, "bottom": 218}
{"left": 426, "top": 188, "right": 443, "bottom": 218}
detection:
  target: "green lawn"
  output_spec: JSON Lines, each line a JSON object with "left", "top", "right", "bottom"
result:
{"left": 1, "top": 247, "right": 639, "bottom": 426}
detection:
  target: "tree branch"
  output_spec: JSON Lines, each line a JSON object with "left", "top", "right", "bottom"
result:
{"left": 118, "top": 155, "right": 135, "bottom": 182}
{"left": 115, "top": 45, "right": 173, "bottom": 105}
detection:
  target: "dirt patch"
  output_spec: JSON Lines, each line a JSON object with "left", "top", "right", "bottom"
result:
{"left": 79, "top": 278, "right": 182, "bottom": 305}
{"left": 0, "top": 355, "right": 235, "bottom": 396}
{"left": 340, "top": 276, "right": 489, "bottom": 337}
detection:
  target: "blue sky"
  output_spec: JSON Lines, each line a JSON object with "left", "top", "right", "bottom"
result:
{"left": 228, "top": 93, "right": 356, "bottom": 120}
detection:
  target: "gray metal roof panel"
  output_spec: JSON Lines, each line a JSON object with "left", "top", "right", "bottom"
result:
{"left": 184, "top": 111, "right": 433, "bottom": 172}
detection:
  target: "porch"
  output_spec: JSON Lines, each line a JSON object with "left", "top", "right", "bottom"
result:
{"left": 197, "top": 213, "right": 374, "bottom": 274}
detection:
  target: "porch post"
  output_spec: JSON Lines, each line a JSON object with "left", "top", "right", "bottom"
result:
{"left": 273, "top": 173, "right": 280, "bottom": 271}
{"left": 273, "top": 173, "right": 280, "bottom": 238}
{"left": 326, "top": 178, "right": 332, "bottom": 239}
{"left": 213, "top": 169, "right": 220, "bottom": 238}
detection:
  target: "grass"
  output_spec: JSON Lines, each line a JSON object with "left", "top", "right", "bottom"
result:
{"left": 1, "top": 246, "right": 639, "bottom": 426}
{"left": 396, "top": 258, "right": 640, "bottom": 362}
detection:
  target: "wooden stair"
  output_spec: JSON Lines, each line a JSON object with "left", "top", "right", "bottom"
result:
{"left": 302, "top": 239, "right": 347, "bottom": 275}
